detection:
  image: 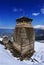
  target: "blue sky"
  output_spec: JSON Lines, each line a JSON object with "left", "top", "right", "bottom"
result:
{"left": 0, "top": 0, "right": 44, "bottom": 28}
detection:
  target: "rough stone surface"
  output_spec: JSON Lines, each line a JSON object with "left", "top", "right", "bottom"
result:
{"left": 13, "top": 17, "right": 35, "bottom": 60}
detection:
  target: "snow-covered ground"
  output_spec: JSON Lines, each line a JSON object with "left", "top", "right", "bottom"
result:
{"left": 0, "top": 41, "right": 44, "bottom": 65}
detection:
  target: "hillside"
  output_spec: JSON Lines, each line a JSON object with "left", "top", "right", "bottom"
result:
{"left": 0, "top": 41, "right": 44, "bottom": 65}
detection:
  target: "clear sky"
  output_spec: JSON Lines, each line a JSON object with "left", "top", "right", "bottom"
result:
{"left": 0, "top": 0, "right": 44, "bottom": 28}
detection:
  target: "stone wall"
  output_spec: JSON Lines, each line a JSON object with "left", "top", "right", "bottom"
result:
{"left": 13, "top": 27, "right": 35, "bottom": 57}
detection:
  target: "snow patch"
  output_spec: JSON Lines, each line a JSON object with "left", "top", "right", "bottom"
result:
{"left": 0, "top": 41, "right": 44, "bottom": 65}
{"left": 34, "top": 25, "right": 44, "bottom": 30}
{"left": 0, "top": 38, "right": 3, "bottom": 41}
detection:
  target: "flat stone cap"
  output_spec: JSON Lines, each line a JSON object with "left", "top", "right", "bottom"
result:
{"left": 16, "top": 16, "right": 33, "bottom": 22}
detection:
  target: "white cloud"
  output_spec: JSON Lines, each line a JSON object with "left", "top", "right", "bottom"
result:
{"left": 32, "top": 13, "right": 40, "bottom": 16}
{"left": 41, "top": 8, "right": 44, "bottom": 14}
{"left": 13, "top": 8, "right": 23, "bottom": 12}
{"left": 13, "top": 8, "right": 18, "bottom": 12}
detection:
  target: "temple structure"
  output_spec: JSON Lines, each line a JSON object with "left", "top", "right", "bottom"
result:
{"left": 13, "top": 16, "right": 35, "bottom": 60}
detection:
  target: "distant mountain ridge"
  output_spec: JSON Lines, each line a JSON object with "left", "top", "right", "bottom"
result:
{"left": 0, "top": 29, "right": 14, "bottom": 37}
{"left": 34, "top": 25, "right": 44, "bottom": 30}
{"left": 0, "top": 25, "right": 44, "bottom": 40}
{"left": 34, "top": 25, "right": 44, "bottom": 40}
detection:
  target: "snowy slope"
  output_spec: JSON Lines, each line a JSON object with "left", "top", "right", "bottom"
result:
{"left": 0, "top": 41, "right": 44, "bottom": 65}
{"left": 0, "top": 44, "right": 28, "bottom": 65}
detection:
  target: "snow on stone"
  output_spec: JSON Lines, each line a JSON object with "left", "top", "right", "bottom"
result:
{"left": 0, "top": 38, "right": 3, "bottom": 41}
{"left": 0, "top": 41, "right": 44, "bottom": 65}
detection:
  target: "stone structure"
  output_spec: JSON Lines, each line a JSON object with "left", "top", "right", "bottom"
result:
{"left": 2, "top": 35, "right": 9, "bottom": 44}
{"left": 13, "top": 17, "right": 35, "bottom": 60}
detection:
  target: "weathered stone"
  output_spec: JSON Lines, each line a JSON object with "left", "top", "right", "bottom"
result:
{"left": 13, "top": 16, "right": 35, "bottom": 60}
{"left": 2, "top": 35, "right": 9, "bottom": 44}
{"left": 1, "top": 17, "right": 35, "bottom": 61}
